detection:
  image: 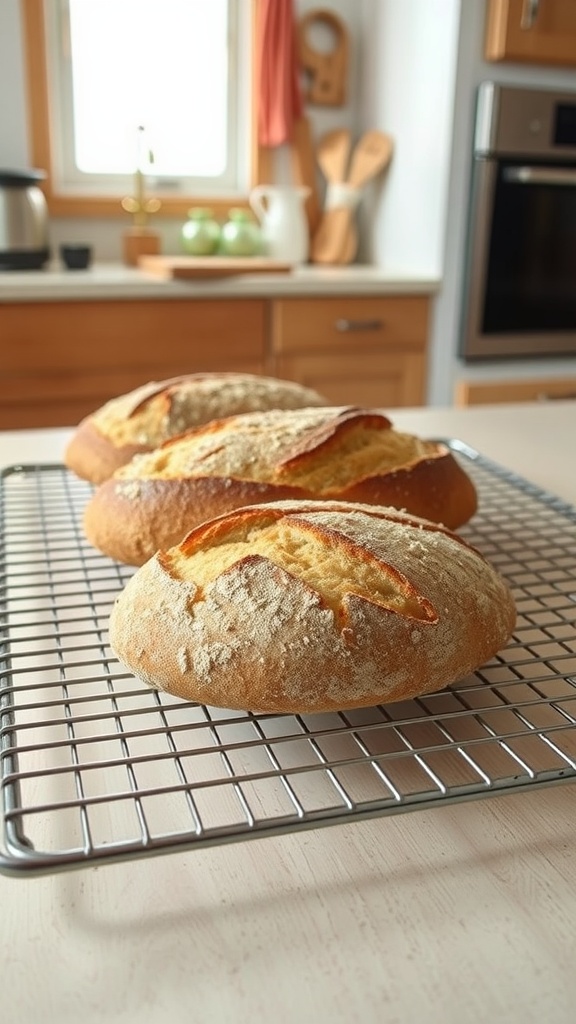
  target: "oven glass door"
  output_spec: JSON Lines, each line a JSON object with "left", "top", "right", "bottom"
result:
{"left": 483, "top": 158, "right": 576, "bottom": 334}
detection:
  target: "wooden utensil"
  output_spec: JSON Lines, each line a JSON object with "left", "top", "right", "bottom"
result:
{"left": 311, "top": 131, "right": 394, "bottom": 265}
{"left": 336, "top": 132, "right": 394, "bottom": 263}
{"left": 311, "top": 206, "right": 353, "bottom": 264}
{"left": 340, "top": 219, "right": 358, "bottom": 264}
{"left": 290, "top": 115, "right": 322, "bottom": 235}
{"left": 316, "top": 128, "right": 351, "bottom": 184}
{"left": 298, "top": 9, "right": 349, "bottom": 107}
{"left": 347, "top": 131, "right": 394, "bottom": 189}
{"left": 310, "top": 129, "right": 352, "bottom": 264}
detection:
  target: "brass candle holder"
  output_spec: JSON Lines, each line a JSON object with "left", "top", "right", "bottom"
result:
{"left": 121, "top": 127, "right": 162, "bottom": 266}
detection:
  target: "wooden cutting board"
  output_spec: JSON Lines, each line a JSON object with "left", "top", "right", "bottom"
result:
{"left": 139, "top": 255, "right": 295, "bottom": 280}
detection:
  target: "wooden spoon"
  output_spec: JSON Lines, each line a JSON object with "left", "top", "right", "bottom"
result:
{"left": 340, "top": 220, "right": 358, "bottom": 264}
{"left": 347, "top": 131, "right": 394, "bottom": 189}
{"left": 334, "top": 132, "right": 394, "bottom": 264}
{"left": 316, "top": 129, "right": 351, "bottom": 184}
{"left": 311, "top": 130, "right": 352, "bottom": 264}
{"left": 312, "top": 131, "right": 393, "bottom": 265}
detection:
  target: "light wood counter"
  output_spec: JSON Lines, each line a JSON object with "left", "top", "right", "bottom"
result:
{"left": 0, "top": 401, "right": 575, "bottom": 1024}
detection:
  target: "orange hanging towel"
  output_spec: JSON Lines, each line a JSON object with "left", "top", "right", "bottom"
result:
{"left": 256, "top": 0, "right": 303, "bottom": 147}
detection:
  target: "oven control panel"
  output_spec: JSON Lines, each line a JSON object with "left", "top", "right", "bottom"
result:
{"left": 475, "top": 82, "right": 576, "bottom": 158}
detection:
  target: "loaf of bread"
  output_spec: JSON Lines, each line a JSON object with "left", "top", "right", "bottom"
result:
{"left": 109, "top": 500, "right": 516, "bottom": 714}
{"left": 84, "top": 406, "right": 478, "bottom": 566}
{"left": 64, "top": 373, "right": 327, "bottom": 483}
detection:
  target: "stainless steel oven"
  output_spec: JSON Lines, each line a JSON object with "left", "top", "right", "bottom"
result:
{"left": 460, "top": 82, "right": 576, "bottom": 361}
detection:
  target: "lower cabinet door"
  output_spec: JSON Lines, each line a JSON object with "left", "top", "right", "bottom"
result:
{"left": 275, "top": 350, "right": 427, "bottom": 408}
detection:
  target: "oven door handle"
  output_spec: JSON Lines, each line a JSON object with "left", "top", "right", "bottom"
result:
{"left": 503, "top": 166, "right": 576, "bottom": 186}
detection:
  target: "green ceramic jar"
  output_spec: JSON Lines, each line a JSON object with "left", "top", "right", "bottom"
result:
{"left": 181, "top": 208, "right": 221, "bottom": 256}
{"left": 220, "top": 208, "right": 261, "bottom": 257}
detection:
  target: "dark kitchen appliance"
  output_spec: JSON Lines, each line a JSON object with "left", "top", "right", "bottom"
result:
{"left": 0, "top": 168, "right": 50, "bottom": 270}
{"left": 460, "top": 83, "right": 576, "bottom": 361}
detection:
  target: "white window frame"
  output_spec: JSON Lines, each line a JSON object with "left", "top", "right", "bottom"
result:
{"left": 41, "top": 0, "right": 253, "bottom": 200}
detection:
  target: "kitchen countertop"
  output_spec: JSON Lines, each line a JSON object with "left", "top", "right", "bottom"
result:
{"left": 1, "top": 400, "right": 575, "bottom": 1024}
{"left": 0, "top": 262, "right": 439, "bottom": 301}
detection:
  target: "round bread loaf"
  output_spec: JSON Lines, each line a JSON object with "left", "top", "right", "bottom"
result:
{"left": 64, "top": 372, "right": 327, "bottom": 483}
{"left": 84, "top": 406, "right": 478, "bottom": 566}
{"left": 109, "top": 500, "right": 516, "bottom": 714}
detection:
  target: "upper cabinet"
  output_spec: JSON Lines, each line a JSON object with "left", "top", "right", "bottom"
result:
{"left": 485, "top": 0, "right": 576, "bottom": 66}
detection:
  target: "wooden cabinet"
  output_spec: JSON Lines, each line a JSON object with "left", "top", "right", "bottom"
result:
{"left": 485, "top": 0, "right": 576, "bottom": 66}
{"left": 270, "top": 295, "right": 429, "bottom": 408}
{"left": 0, "top": 298, "right": 266, "bottom": 429}
{"left": 0, "top": 289, "right": 431, "bottom": 429}
{"left": 455, "top": 376, "right": 576, "bottom": 405}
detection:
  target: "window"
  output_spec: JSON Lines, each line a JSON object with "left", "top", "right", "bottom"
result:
{"left": 22, "top": 0, "right": 258, "bottom": 217}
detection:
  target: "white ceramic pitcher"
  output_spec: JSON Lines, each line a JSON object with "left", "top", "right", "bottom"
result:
{"left": 249, "top": 185, "right": 310, "bottom": 263}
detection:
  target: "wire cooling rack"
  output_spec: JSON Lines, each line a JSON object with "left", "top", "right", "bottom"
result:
{"left": 1, "top": 443, "right": 576, "bottom": 876}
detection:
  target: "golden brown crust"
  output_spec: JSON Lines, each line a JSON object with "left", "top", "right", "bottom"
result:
{"left": 84, "top": 477, "right": 309, "bottom": 567}
{"left": 64, "top": 373, "right": 327, "bottom": 483}
{"left": 339, "top": 449, "right": 478, "bottom": 529}
{"left": 84, "top": 407, "right": 478, "bottom": 566}
{"left": 109, "top": 500, "right": 516, "bottom": 714}
{"left": 64, "top": 417, "right": 150, "bottom": 484}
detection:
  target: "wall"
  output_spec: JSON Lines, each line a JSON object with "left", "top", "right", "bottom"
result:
{"left": 358, "top": 0, "right": 461, "bottom": 276}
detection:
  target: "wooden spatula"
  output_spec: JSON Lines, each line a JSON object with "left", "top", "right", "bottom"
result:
{"left": 312, "top": 131, "right": 394, "bottom": 265}
{"left": 311, "top": 206, "right": 354, "bottom": 264}
{"left": 311, "top": 130, "right": 352, "bottom": 263}
{"left": 309, "top": 127, "right": 350, "bottom": 262}
{"left": 347, "top": 131, "right": 393, "bottom": 189}
{"left": 316, "top": 129, "right": 351, "bottom": 184}
{"left": 335, "top": 132, "right": 394, "bottom": 263}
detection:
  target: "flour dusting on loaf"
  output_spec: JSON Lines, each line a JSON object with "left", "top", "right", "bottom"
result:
{"left": 112, "top": 406, "right": 426, "bottom": 485}
{"left": 109, "top": 500, "right": 516, "bottom": 714}
{"left": 85, "top": 407, "right": 478, "bottom": 565}
{"left": 91, "top": 375, "right": 326, "bottom": 447}
{"left": 64, "top": 373, "right": 327, "bottom": 483}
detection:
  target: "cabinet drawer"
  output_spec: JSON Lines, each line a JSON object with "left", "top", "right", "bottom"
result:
{"left": 271, "top": 296, "right": 429, "bottom": 355}
{"left": 0, "top": 299, "right": 266, "bottom": 374}
{"left": 0, "top": 298, "right": 266, "bottom": 429}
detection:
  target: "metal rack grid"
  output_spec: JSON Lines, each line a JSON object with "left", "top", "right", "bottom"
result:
{"left": 1, "top": 443, "right": 576, "bottom": 876}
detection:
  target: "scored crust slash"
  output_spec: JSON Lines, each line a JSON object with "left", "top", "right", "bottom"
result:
{"left": 64, "top": 372, "right": 328, "bottom": 484}
{"left": 109, "top": 500, "right": 516, "bottom": 714}
{"left": 83, "top": 406, "right": 478, "bottom": 566}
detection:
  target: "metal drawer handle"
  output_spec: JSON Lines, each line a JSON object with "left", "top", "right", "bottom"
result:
{"left": 520, "top": 0, "right": 539, "bottom": 30}
{"left": 335, "top": 318, "right": 384, "bottom": 333}
{"left": 538, "top": 392, "right": 576, "bottom": 401}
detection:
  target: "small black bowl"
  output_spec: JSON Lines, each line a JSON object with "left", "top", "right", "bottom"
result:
{"left": 60, "top": 244, "right": 92, "bottom": 270}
